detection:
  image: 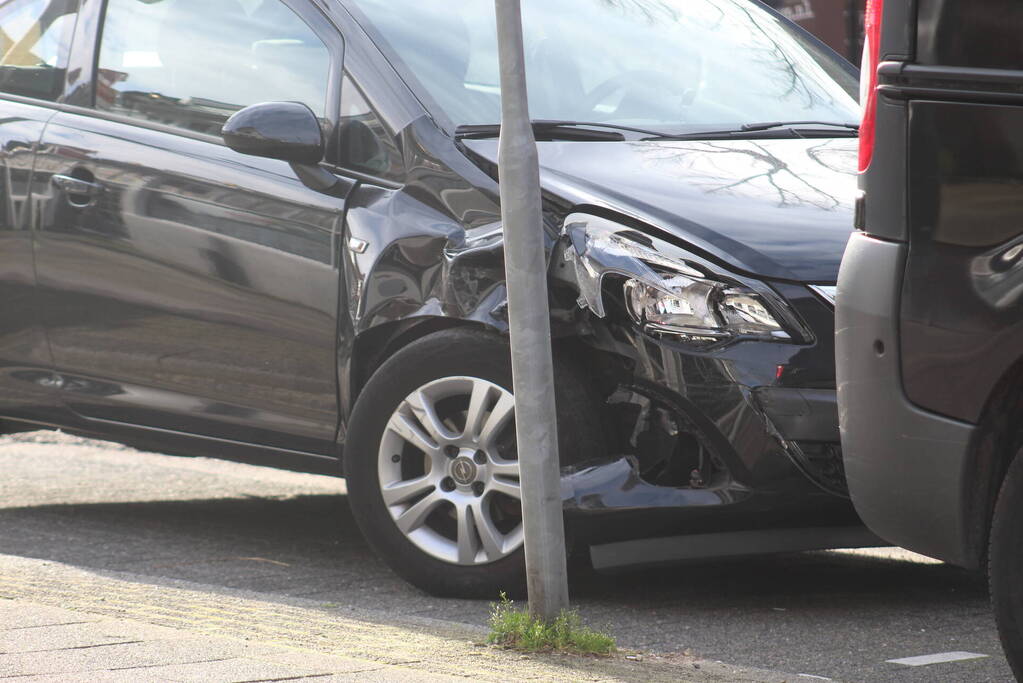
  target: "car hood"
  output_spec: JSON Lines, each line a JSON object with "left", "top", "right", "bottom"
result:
{"left": 461, "top": 137, "right": 857, "bottom": 283}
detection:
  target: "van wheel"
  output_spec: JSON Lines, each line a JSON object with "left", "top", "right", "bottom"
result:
{"left": 990, "top": 448, "right": 1023, "bottom": 679}
{"left": 344, "top": 328, "right": 603, "bottom": 598}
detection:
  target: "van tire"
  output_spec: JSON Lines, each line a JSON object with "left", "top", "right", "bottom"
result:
{"left": 990, "top": 448, "right": 1023, "bottom": 679}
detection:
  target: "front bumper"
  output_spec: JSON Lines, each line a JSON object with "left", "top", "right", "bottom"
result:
{"left": 564, "top": 282, "right": 863, "bottom": 551}
{"left": 836, "top": 232, "right": 976, "bottom": 567}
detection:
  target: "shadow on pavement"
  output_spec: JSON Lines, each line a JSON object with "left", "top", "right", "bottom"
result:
{"left": 0, "top": 493, "right": 1007, "bottom": 682}
{"left": 0, "top": 493, "right": 987, "bottom": 607}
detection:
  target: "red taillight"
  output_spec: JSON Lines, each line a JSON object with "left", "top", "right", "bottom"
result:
{"left": 859, "top": 0, "right": 884, "bottom": 173}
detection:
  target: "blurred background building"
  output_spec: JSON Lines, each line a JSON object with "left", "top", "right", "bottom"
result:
{"left": 764, "top": 0, "right": 865, "bottom": 64}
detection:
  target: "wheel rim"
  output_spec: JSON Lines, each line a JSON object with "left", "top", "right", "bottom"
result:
{"left": 377, "top": 376, "right": 522, "bottom": 566}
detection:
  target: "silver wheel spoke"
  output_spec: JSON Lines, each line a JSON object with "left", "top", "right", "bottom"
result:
{"left": 456, "top": 503, "right": 481, "bottom": 564}
{"left": 478, "top": 392, "right": 515, "bottom": 449}
{"left": 381, "top": 475, "right": 435, "bottom": 507}
{"left": 463, "top": 380, "right": 493, "bottom": 441}
{"left": 425, "top": 448, "right": 452, "bottom": 474}
{"left": 394, "top": 491, "right": 445, "bottom": 534}
{"left": 489, "top": 459, "right": 520, "bottom": 478}
{"left": 489, "top": 477, "right": 521, "bottom": 500}
{"left": 471, "top": 499, "right": 504, "bottom": 560}
{"left": 387, "top": 411, "right": 438, "bottom": 454}
{"left": 407, "top": 390, "right": 457, "bottom": 443}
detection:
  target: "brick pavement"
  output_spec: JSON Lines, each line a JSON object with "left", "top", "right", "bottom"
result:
{"left": 0, "top": 555, "right": 783, "bottom": 682}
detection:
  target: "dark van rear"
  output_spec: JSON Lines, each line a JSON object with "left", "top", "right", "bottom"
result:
{"left": 837, "top": 0, "right": 1023, "bottom": 676}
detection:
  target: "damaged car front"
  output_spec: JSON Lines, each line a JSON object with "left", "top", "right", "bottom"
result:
{"left": 550, "top": 206, "right": 865, "bottom": 570}
{"left": 335, "top": 0, "right": 875, "bottom": 597}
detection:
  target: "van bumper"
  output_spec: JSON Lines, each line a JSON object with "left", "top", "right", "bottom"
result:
{"left": 836, "top": 232, "right": 978, "bottom": 567}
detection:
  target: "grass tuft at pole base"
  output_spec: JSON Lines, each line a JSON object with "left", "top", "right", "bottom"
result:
{"left": 487, "top": 592, "right": 616, "bottom": 656}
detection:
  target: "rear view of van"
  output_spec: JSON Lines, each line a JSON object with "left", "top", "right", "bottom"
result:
{"left": 836, "top": 0, "right": 1023, "bottom": 676}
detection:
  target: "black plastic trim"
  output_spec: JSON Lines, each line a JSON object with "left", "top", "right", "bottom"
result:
{"left": 590, "top": 526, "right": 882, "bottom": 571}
{"left": 880, "top": 63, "right": 1023, "bottom": 105}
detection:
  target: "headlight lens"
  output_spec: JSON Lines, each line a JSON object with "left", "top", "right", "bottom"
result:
{"left": 562, "top": 212, "right": 797, "bottom": 345}
{"left": 624, "top": 274, "right": 790, "bottom": 342}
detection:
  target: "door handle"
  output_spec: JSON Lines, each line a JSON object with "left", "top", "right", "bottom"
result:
{"left": 51, "top": 174, "right": 104, "bottom": 202}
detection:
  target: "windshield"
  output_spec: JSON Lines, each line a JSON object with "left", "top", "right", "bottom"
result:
{"left": 347, "top": 0, "right": 860, "bottom": 133}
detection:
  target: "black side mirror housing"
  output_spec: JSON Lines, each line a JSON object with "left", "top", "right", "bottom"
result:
{"left": 222, "top": 101, "right": 324, "bottom": 165}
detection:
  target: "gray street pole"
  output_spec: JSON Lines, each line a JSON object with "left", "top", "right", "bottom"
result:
{"left": 494, "top": 0, "right": 570, "bottom": 621}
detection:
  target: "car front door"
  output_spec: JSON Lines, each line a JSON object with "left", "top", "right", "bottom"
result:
{"left": 31, "top": 0, "right": 352, "bottom": 455}
{"left": 0, "top": 0, "right": 79, "bottom": 422}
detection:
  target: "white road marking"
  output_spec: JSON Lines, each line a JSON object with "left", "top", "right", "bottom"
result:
{"left": 797, "top": 674, "right": 832, "bottom": 680}
{"left": 886, "top": 651, "right": 989, "bottom": 667}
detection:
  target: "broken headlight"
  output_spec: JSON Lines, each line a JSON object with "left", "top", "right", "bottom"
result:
{"left": 623, "top": 274, "right": 789, "bottom": 342}
{"left": 563, "top": 213, "right": 795, "bottom": 344}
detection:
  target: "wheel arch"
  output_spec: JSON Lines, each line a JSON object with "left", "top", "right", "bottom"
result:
{"left": 341, "top": 317, "right": 503, "bottom": 426}
{"left": 963, "top": 355, "right": 1023, "bottom": 567}
{"left": 338, "top": 316, "right": 618, "bottom": 465}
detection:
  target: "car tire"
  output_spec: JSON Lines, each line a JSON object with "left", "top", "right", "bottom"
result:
{"left": 990, "top": 448, "right": 1023, "bottom": 679}
{"left": 344, "top": 327, "right": 604, "bottom": 598}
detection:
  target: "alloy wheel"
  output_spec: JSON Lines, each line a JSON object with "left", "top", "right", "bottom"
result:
{"left": 377, "top": 376, "right": 523, "bottom": 566}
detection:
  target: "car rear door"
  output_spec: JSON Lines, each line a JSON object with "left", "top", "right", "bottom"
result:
{"left": 0, "top": 0, "right": 79, "bottom": 422}
{"left": 31, "top": 0, "right": 353, "bottom": 455}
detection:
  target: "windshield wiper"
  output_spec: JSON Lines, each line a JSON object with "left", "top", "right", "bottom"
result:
{"left": 740, "top": 120, "right": 860, "bottom": 132}
{"left": 455, "top": 119, "right": 860, "bottom": 143}
{"left": 456, "top": 120, "right": 681, "bottom": 142}
{"left": 638, "top": 120, "right": 860, "bottom": 141}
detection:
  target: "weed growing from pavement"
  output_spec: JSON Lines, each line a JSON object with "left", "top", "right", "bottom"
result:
{"left": 487, "top": 593, "right": 616, "bottom": 656}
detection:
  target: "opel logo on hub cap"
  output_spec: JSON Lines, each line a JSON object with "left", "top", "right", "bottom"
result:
{"left": 450, "top": 457, "right": 477, "bottom": 485}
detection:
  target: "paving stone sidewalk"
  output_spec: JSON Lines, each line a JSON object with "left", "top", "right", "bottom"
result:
{"left": 0, "top": 556, "right": 791, "bottom": 682}
{"left": 1, "top": 599, "right": 437, "bottom": 682}
{"left": 4, "top": 595, "right": 487, "bottom": 683}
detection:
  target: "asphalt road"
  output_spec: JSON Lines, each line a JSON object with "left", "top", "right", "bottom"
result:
{"left": 0, "top": 431, "right": 1012, "bottom": 682}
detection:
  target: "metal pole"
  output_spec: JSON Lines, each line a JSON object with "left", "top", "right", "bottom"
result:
{"left": 494, "top": 0, "right": 569, "bottom": 621}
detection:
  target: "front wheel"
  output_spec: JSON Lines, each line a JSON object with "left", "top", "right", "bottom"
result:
{"left": 990, "top": 449, "right": 1023, "bottom": 679}
{"left": 344, "top": 328, "right": 603, "bottom": 598}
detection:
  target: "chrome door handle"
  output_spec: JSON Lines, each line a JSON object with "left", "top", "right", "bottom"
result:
{"left": 51, "top": 174, "right": 104, "bottom": 198}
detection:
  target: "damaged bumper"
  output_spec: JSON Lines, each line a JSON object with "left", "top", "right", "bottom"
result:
{"left": 558, "top": 340, "right": 869, "bottom": 560}
{"left": 550, "top": 214, "right": 864, "bottom": 557}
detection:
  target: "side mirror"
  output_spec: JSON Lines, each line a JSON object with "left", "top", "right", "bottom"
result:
{"left": 222, "top": 102, "right": 341, "bottom": 194}
{"left": 222, "top": 101, "right": 324, "bottom": 165}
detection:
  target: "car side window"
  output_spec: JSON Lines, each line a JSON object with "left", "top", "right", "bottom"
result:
{"left": 96, "top": 0, "right": 330, "bottom": 137}
{"left": 0, "top": 0, "right": 78, "bottom": 101}
{"left": 339, "top": 74, "right": 402, "bottom": 180}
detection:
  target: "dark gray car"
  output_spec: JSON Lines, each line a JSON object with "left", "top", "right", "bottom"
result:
{"left": 1, "top": 0, "right": 865, "bottom": 598}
